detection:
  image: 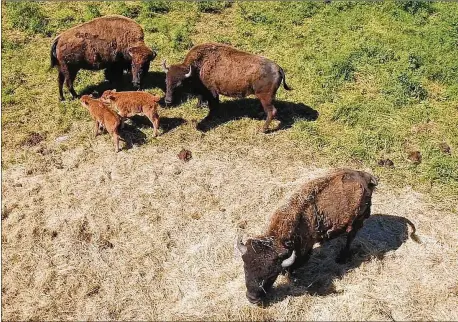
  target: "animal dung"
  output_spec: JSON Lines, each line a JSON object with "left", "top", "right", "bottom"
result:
{"left": 408, "top": 151, "right": 422, "bottom": 164}
{"left": 377, "top": 158, "right": 394, "bottom": 168}
{"left": 178, "top": 149, "right": 192, "bottom": 162}
{"left": 439, "top": 142, "right": 451, "bottom": 155}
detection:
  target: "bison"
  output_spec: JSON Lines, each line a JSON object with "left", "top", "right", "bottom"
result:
{"left": 100, "top": 90, "right": 161, "bottom": 137}
{"left": 80, "top": 95, "right": 122, "bottom": 152}
{"left": 51, "top": 15, "right": 156, "bottom": 101}
{"left": 162, "top": 43, "right": 291, "bottom": 132}
{"left": 236, "top": 169, "right": 378, "bottom": 304}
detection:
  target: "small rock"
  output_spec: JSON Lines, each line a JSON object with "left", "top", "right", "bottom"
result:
{"left": 408, "top": 151, "right": 422, "bottom": 164}
{"left": 439, "top": 142, "right": 451, "bottom": 155}
{"left": 55, "top": 135, "right": 69, "bottom": 143}
{"left": 178, "top": 149, "right": 192, "bottom": 162}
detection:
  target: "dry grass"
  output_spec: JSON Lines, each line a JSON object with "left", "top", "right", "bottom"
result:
{"left": 2, "top": 133, "right": 457, "bottom": 320}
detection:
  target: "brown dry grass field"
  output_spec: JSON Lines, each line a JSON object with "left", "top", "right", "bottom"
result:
{"left": 2, "top": 1, "right": 458, "bottom": 321}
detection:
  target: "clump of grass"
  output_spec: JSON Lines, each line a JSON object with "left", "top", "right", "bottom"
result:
{"left": 197, "top": 1, "right": 231, "bottom": 14}
{"left": 141, "top": 1, "right": 171, "bottom": 17}
{"left": 171, "top": 23, "right": 193, "bottom": 51}
{"left": 5, "top": 2, "right": 49, "bottom": 35}
{"left": 397, "top": 72, "right": 428, "bottom": 101}
{"left": 114, "top": 2, "right": 142, "bottom": 19}
{"left": 397, "top": 0, "right": 434, "bottom": 15}
{"left": 84, "top": 4, "right": 101, "bottom": 21}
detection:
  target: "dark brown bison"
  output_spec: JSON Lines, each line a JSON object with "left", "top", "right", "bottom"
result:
{"left": 51, "top": 15, "right": 156, "bottom": 101}
{"left": 236, "top": 169, "right": 378, "bottom": 304}
{"left": 162, "top": 43, "right": 291, "bottom": 132}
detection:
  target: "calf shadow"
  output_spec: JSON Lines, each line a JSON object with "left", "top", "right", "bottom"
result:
{"left": 197, "top": 98, "right": 318, "bottom": 132}
{"left": 118, "top": 123, "right": 147, "bottom": 150}
{"left": 262, "top": 214, "right": 419, "bottom": 306}
{"left": 118, "top": 115, "right": 185, "bottom": 150}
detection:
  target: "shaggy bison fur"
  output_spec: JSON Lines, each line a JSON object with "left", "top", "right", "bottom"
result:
{"left": 51, "top": 15, "right": 156, "bottom": 100}
{"left": 236, "top": 169, "right": 378, "bottom": 304}
{"left": 162, "top": 43, "right": 291, "bottom": 132}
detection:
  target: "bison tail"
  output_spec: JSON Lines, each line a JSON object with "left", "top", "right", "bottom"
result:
{"left": 279, "top": 67, "right": 292, "bottom": 91}
{"left": 405, "top": 218, "right": 421, "bottom": 244}
{"left": 50, "top": 37, "right": 59, "bottom": 69}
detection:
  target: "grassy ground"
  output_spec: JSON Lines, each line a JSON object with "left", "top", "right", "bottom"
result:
{"left": 2, "top": 1, "right": 458, "bottom": 320}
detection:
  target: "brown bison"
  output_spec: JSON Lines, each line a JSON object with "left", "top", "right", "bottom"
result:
{"left": 162, "top": 43, "right": 291, "bottom": 132}
{"left": 51, "top": 15, "right": 156, "bottom": 101}
{"left": 100, "top": 90, "right": 161, "bottom": 137}
{"left": 236, "top": 169, "right": 378, "bottom": 304}
{"left": 80, "top": 95, "right": 122, "bottom": 152}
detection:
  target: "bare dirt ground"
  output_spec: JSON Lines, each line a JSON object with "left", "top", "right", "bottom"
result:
{"left": 2, "top": 130, "right": 458, "bottom": 320}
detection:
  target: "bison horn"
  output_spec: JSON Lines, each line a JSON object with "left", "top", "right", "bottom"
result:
{"left": 236, "top": 236, "right": 247, "bottom": 256}
{"left": 162, "top": 60, "right": 169, "bottom": 73}
{"left": 184, "top": 66, "right": 192, "bottom": 78}
{"left": 281, "top": 250, "right": 296, "bottom": 268}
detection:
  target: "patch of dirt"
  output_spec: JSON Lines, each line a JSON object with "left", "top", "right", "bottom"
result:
{"left": 22, "top": 132, "right": 45, "bottom": 147}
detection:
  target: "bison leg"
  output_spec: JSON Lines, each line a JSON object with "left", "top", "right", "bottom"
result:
{"left": 61, "top": 64, "right": 78, "bottom": 99}
{"left": 94, "top": 121, "right": 101, "bottom": 137}
{"left": 113, "top": 132, "right": 120, "bottom": 153}
{"left": 151, "top": 112, "right": 160, "bottom": 137}
{"left": 336, "top": 216, "right": 366, "bottom": 264}
{"left": 257, "top": 94, "right": 277, "bottom": 133}
{"left": 105, "top": 64, "right": 123, "bottom": 85}
{"left": 58, "top": 71, "right": 65, "bottom": 101}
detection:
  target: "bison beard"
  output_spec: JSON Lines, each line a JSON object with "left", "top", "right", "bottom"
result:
{"left": 162, "top": 43, "right": 291, "bottom": 132}
{"left": 237, "top": 169, "right": 378, "bottom": 304}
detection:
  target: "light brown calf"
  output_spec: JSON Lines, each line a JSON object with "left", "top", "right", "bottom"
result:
{"left": 80, "top": 95, "right": 121, "bottom": 152}
{"left": 100, "top": 90, "right": 161, "bottom": 137}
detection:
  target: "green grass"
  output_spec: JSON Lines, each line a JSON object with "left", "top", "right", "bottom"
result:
{"left": 2, "top": 1, "right": 457, "bottom": 199}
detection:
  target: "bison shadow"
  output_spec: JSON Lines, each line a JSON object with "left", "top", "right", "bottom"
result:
{"left": 197, "top": 98, "right": 318, "bottom": 132}
{"left": 262, "top": 214, "right": 418, "bottom": 306}
{"left": 79, "top": 72, "right": 141, "bottom": 97}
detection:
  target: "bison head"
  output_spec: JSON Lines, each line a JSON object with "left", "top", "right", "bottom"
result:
{"left": 162, "top": 60, "right": 192, "bottom": 105}
{"left": 100, "top": 89, "right": 117, "bottom": 104}
{"left": 80, "top": 95, "right": 92, "bottom": 107}
{"left": 128, "top": 46, "right": 156, "bottom": 89}
{"left": 236, "top": 237, "right": 296, "bottom": 304}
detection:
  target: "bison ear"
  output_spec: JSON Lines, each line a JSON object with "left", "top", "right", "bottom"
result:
{"left": 284, "top": 240, "right": 293, "bottom": 249}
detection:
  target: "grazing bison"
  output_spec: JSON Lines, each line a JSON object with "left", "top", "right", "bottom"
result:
{"left": 162, "top": 43, "right": 291, "bottom": 132}
{"left": 236, "top": 169, "right": 378, "bottom": 304}
{"left": 101, "top": 90, "right": 161, "bottom": 137}
{"left": 51, "top": 15, "right": 156, "bottom": 101}
{"left": 80, "top": 95, "right": 122, "bottom": 152}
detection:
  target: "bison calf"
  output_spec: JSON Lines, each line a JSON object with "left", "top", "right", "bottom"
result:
{"left": 80, "top": 95, "right": 121, "bottom": 152}
{"left": 101, "top": 90, "right": 161, "bottom": 137}
{"left": 236, "top": 169, "right": 378, "bottom": 304}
